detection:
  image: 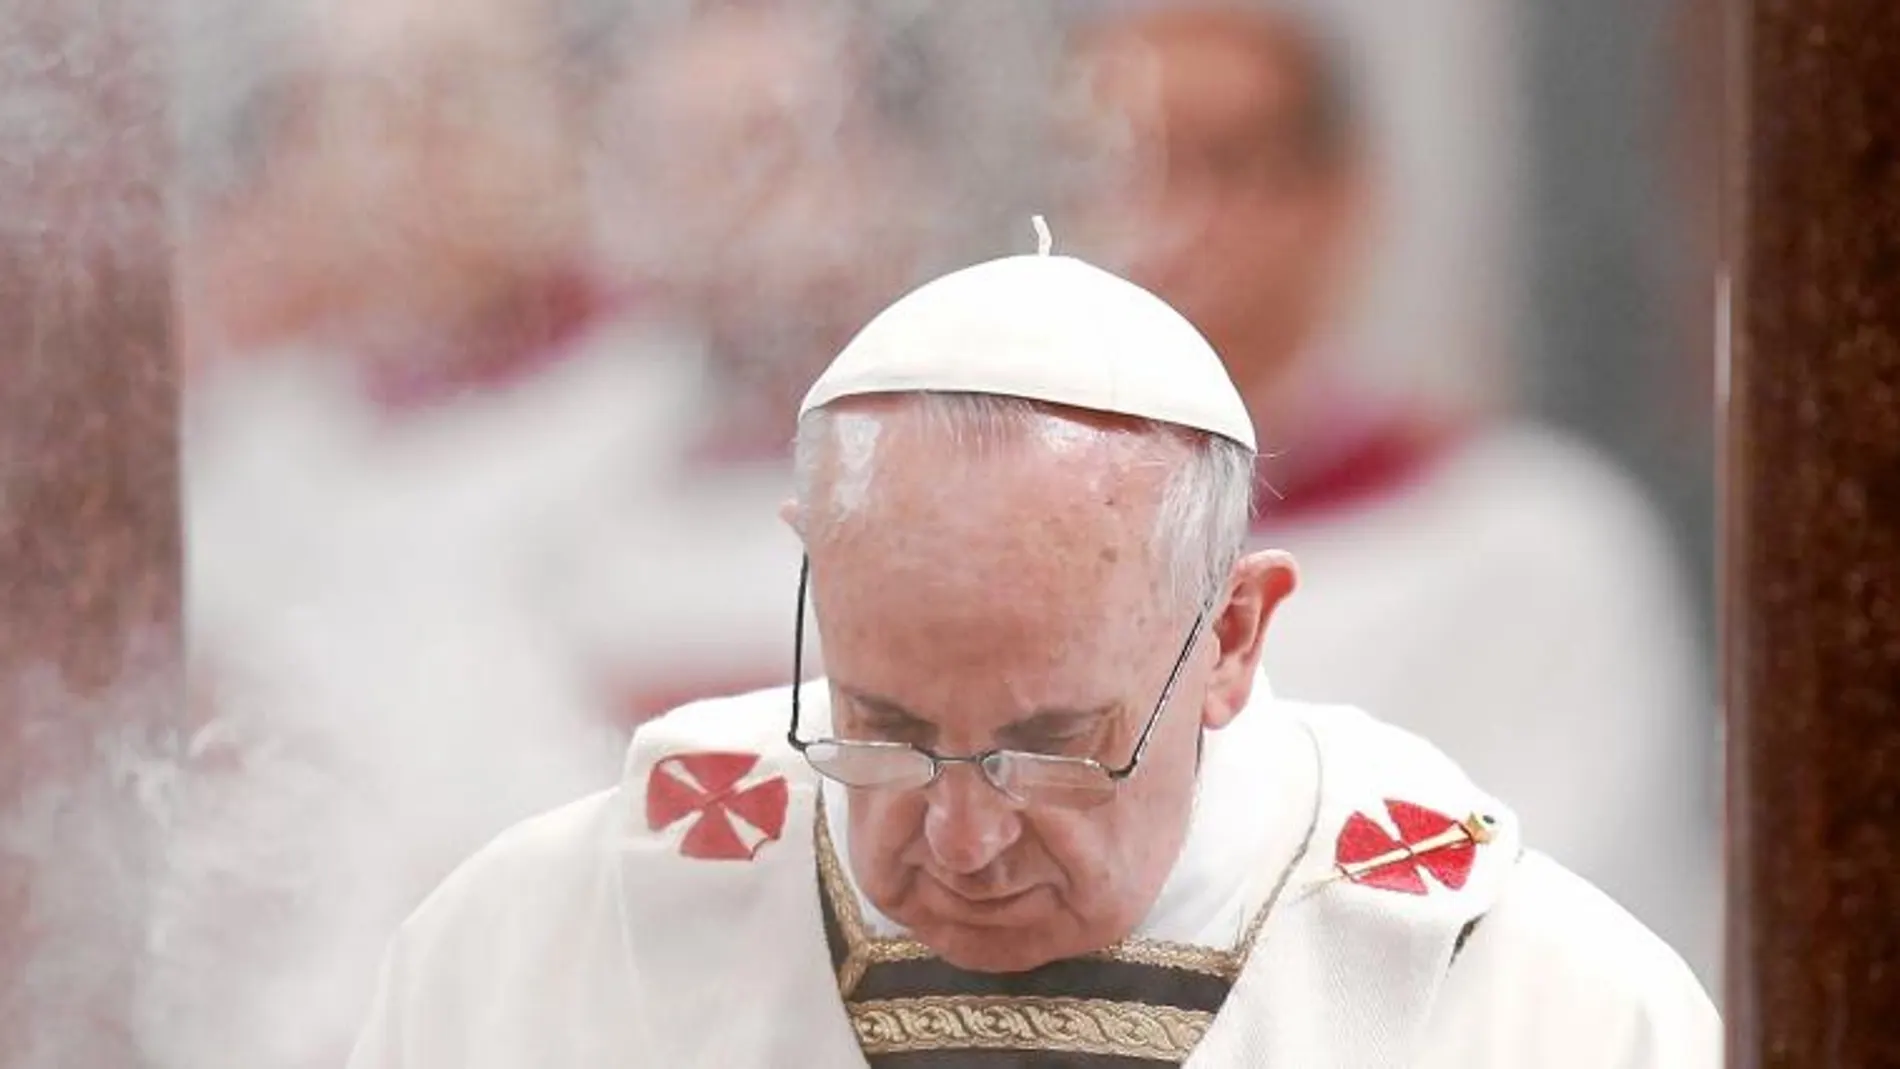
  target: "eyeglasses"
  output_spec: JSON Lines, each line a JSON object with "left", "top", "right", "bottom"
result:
{"left": 786, "top": 556, "right": 1211, "bottom": 810}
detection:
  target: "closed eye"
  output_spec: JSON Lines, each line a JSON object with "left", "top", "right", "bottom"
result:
{"left": 861, "top": 718, "right": 933, "bottom": 748}
{"left": 840, "top": 700, "right": 937, "bottom": 747}
{"left": 1005, "top": 733, "right": 1096, "bottom": 758}
{"left": 997, "top": 710, "right": 1116, "bottom": 756}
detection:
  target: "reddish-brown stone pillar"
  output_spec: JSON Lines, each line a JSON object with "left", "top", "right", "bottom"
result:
{"left": 0, "top": 1, "right": 176, "bottom": 1063}
{"left": 1725, "top": 0, "right": 1900, "bottom": 1065}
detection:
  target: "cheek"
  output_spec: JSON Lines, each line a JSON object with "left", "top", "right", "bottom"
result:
{"left": 1098, "top": 721, "right": 1201, "bottom": 873}
{"left": 847, "top": 791, "right": 927, "bottom": 886}
{"left": 1028, "top": 813, "right": 1123, "bottom": 896}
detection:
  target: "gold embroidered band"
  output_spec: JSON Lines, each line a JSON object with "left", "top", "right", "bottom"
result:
{"left": 850, "top": 995, "right": 1213, "bottom": 1059}
{"left": 814, "top": 795, "right": 1250, "bottom": 997}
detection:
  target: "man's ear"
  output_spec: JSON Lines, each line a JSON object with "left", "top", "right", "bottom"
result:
{"left": 779, "top": 497, "right": 800, "bottom": 535}
{"left": 1200, "top": 549, "right": 1298, "bottom": 730}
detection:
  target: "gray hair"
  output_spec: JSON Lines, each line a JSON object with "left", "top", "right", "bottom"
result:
{"left": 793, "top": 392, "right": 1256, "bottom": 613}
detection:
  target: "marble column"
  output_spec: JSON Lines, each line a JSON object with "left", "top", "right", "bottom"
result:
{"left": 0, "top": 0, "right": 176, "bottom": 1063}
{"left": 1726, "top": 0, "right": 1900, "bottom": 1065}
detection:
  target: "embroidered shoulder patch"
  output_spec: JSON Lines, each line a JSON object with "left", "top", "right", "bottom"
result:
{"left": 1330, "top": 800, "right": 1496, "bottom": 895}
{"left": 646, "top": 751, "right": 790, "bottom": 861}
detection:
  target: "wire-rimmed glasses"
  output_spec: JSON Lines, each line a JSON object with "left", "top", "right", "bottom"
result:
{"left": 786, "top": 556, "right": 1210, "bottom": 810}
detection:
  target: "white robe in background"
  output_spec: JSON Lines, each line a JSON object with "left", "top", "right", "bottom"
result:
{"left": 174, "top": 318, "right": 703, "bottom": 1067}
{"left": 347, "top": 680, "right": 1718, "bottom": 1068}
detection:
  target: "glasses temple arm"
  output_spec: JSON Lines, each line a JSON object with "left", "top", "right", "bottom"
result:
{"left": 788, "top": 555, "right": 812, "bottom": 751}
{"left": 1113, "top": 607, "right": 1210, "bottom": 777}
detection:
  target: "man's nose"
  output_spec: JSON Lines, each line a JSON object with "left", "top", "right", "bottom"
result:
{"left": 922, "top": 765, "right": 1024, "bottom": 876}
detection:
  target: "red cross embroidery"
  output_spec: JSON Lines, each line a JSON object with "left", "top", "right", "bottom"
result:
{"left": 645, "top": 751, "right": 790, "bottom": 861}
{"left": 1332, "top": 800, "right": 1493, "bottom": 895}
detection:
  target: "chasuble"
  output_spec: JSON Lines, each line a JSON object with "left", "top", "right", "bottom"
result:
{"left": 348, "top": 682, "right": 1718, "bottom": 1068}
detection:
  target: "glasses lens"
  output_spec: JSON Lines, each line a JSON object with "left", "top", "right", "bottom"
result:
{"left": 804, "top": 740, "right": 937, "bottom": 790}
{"left": 983, "top": 753, "right": 1117, "bottom": 809}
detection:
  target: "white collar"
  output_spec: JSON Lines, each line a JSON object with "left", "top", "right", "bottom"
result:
{"left": 820, "top": 675, "right": 1320, "bottom": 949}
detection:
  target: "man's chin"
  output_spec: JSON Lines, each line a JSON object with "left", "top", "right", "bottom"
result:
{"left": 914, "top": 925, "right": 1071, "bottom": 974}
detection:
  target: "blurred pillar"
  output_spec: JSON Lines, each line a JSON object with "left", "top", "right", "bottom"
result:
{"left": 1725, "top": 0, "right": 1900, "bottom": 1065}
{"left": 0, "top": 0, "right": 176, "bottom": 1063}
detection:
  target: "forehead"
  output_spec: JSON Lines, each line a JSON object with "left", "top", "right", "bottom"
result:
{"left": 809, "top": 400, "right": 1170, "bottom": 535}
{"left": 806, "top": 404, "right": 1175, "bottom": 644}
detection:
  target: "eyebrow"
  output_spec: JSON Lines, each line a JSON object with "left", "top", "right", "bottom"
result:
{"left": 835, "top": 684, "right": 1118, "bottom": 743}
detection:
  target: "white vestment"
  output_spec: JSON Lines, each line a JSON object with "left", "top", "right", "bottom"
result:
{"left": 348, "top": 682, "right": 1718, "bottom": 1068}
{"left": 1259, "top": 422, "right": 1721, "bottom": 986}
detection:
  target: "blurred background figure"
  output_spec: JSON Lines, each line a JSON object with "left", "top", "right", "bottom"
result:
{"left": 591, "top": 1, "right": 942, "bottom": 461}
{"left": 168, "top": 0, "right": 663, "bottom": 1063}
{"left": 179, "top": 0, "right": 596, "bottom": 395}
{"left": 561, "top": 0, "right": 1064, "bottom": 725}
{"left": 1054, "top": 3, "right": 1718, "bottom": 982}
{"left": 565, "top": 0, "right": 951, "bottom": 724}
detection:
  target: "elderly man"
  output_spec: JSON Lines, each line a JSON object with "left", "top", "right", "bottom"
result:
{"left": 347, "top": 243, "right": 1716, "bottom": 1067}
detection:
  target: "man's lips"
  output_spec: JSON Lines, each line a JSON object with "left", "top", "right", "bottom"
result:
{"left": 923, "top": 867, "right": 1031, "bottom": 900}
{"left": 919, "top": 872, "right": 1044, "bottom": 921}
{"left": 954, "top": 886, "right": 1034, "bottom": 905}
